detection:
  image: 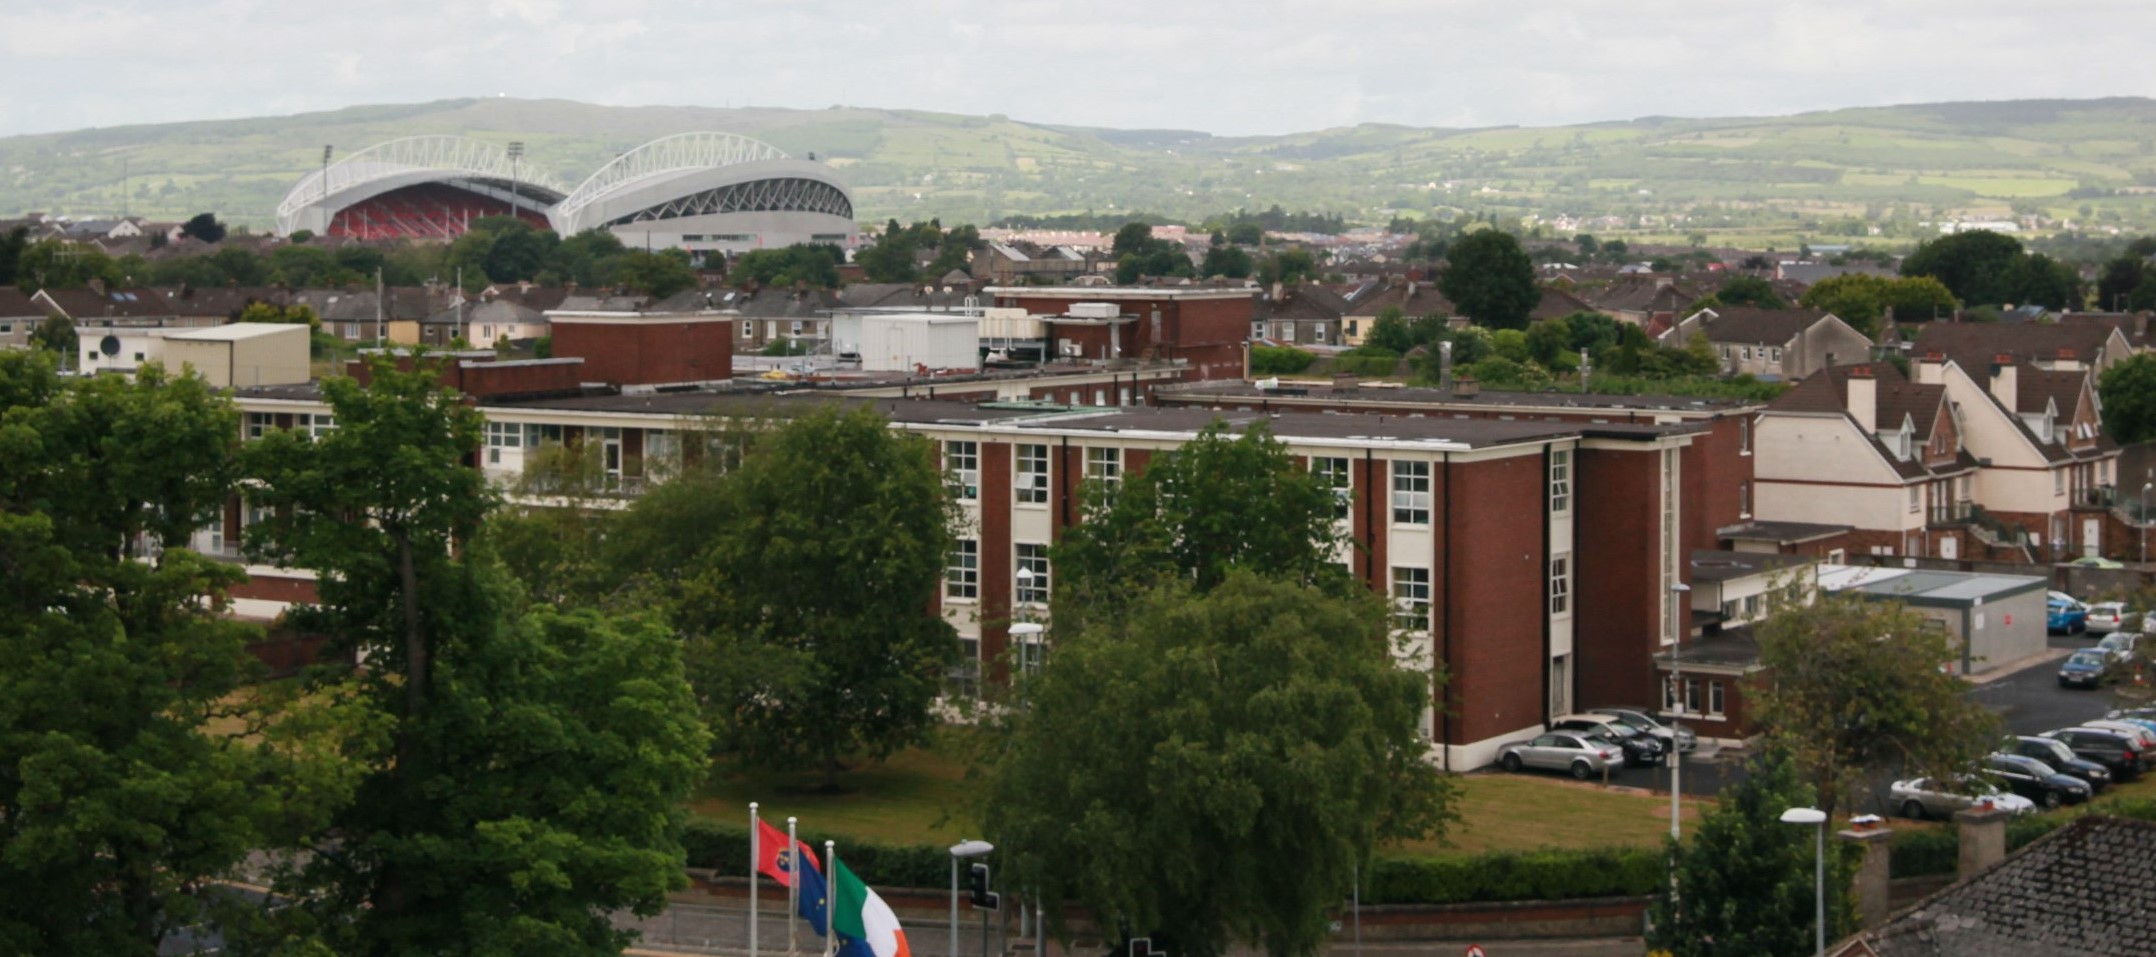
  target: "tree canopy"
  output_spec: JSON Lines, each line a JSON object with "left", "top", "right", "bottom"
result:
{"left": 982, "top": 572, "right": 1453, "bottom": 957}
{"left": 180, "top": 212, "right": 227, "bottom": 244}
{"left": 2100, "top": 352, "right": 2156, "bottom": 445}
{"left": 1438, "top": 229, "right": 1538, "bottom": 329}
{"left": 1798, "top": 273, "right": 1959, "bottom": 334}
{"left": 1901, "top": 230, "right": 2082, "bottom": 309}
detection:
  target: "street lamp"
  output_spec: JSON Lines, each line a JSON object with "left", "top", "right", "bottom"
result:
{"left": 948, "top": 839, "right": 994, "bottom": 957}
{"left": 1667, "top": 581, "right": 1692, "bottom": 843}
{"left": 2141, "top": 482, "right": 2151, "bottom": 565}
{"left": 1780, "top": 807, "right": 1829, "bottom": 957}
{"left": 1010, "top": 621, "right": 1045, "bottom": 679}
{"left": 507, "top": 141, "right": 525, "bottom": 219}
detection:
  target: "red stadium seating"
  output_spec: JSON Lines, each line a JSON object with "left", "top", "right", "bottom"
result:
{"left": 327, "top": 183, "right": 551, "bottom": 240}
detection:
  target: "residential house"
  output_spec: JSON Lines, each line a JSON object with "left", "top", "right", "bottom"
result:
{"left": 971, "top": 241, "right": 1098, "bottom": 285}
{"left": 1661, "top": 306, "right": 1874, "bottom": 380}
{"left": 1251, "top": 284, "right": 1350, "bottom": 345}
{"left": 0, "top": 288, "right": 48, "bottom": 349}
{"left": 1906, "top": 321, "right": 2135, "bottom": 375}
{"left": 1529, "top": 286, "right": 1597, "bottom": 323}
{"left": 1340, "top": 280, "right": 1454, "bottom": 346}
{"left": 1587, "top": 277, "right": 1698, "bottom": 329}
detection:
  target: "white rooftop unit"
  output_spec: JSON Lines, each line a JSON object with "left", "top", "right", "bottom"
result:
{"left": 830, "top": 312, "right": 980, "bottom": 373}
{"left": 1067, "top": 302, "right": 1121, "bottom": 319}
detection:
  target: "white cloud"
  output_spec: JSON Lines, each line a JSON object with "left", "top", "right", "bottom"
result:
{"left": 0, "top": 1, "right": 2153, "bottom": 137}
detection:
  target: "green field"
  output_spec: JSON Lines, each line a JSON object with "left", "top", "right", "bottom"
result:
{"left": 11, "top": 95, "right": 2156, "bottom": 234}
{"left": 691, "top": 731, "right": 1704, "bottom": 857}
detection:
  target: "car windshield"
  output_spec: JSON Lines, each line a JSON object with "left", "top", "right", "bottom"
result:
{"left": 2026, "top": 739, "right": 2074, "bottom": 763}
{"left": 2071, "top": 651, "right": 2108, "bottom": 667}
{"left": 1603, "top": 711, "right": 1654, "bottom": 730}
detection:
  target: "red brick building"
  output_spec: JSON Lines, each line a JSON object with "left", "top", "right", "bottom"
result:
{"left": 985, "top": 286, "right": 1255, "bottom": 382}
{"left": 548, "top": 311, "right": 735, "bottom": 388}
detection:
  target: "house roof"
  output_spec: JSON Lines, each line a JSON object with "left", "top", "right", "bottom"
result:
{"left": 37, "top": 287, "right": 176, "bottom": 319}
{"left": 1768, "top": 363, "right": 1971, "bottom": 480}
{"left": 1698, "top": 307, "right": 1837, "bottom": 346}
{"left": 1254, "top": 284, "right": 1350, "bottom": 323}
{"left": 1908, "top": 322, "right": 2122, "bottom": 369}
{"left": 0, "top": 287, "right": 43, "bottom": 318}
{"left": 1716, "top": 520, "right": 1854, "bottom": 545}
{"left": 1343, "top": 280, "right": 1454, "bottom": 319}
{"left": 1530, "top": 286, "right": 1596, "bottom": 322}
{"left": 1588, "top": 277, "right": 1697, "bottom": 315}
{"left": 1688, "top": 549, "right": 1814, "bottom": 583}
{"left": 1856, "top": 816, "right": 2156, "bottom": 957}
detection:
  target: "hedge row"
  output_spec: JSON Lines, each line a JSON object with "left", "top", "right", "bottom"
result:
{"left": 1249, "top": 345, "right": 1317, "bottom": 376}
{"left": 1363, "top": 846, "right": 1664, "bottom": 905}
{"left": 1887, "top": 796, "right": 2156, "bottom": 878}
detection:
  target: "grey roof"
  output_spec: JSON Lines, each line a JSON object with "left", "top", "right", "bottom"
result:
{"left": 1655, "top": 627, "right": 1762, "bottom": 670}
{"left": 1688, "top": 549, "right": 1813, "bottom": 583}
{"left": 1824, "top": 566, "right": 2046, "bottom": 605}
{"left": 1158, "top": 380, "right": 1765, "bottom": 417}
{"left": 1717, "top": 520, "right": 1855, "bottom": 544}
{"left": 1862, "top": 817, "right": 2156, "bottom": 957}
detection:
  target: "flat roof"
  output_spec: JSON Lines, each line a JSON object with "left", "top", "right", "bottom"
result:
{"left": 1159, "top": 380, "right": 1767, "bottom": 415}
{"left": 1718, "top": 520, "right": 1855, "bottom": 544}
{"left": 985, "top": 286, "right": 1256, "bottom": 300}
{"left": 167, "top": 323, "right": 309, "bottom": 342}
{"left": 1689, "top": 549, "right": 1815, "bottom": 583}
{"left": 1818, "top": 563, "right": 2047, "bottom": 604}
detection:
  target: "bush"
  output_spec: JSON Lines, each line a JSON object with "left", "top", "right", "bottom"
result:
{"left": 762, "top": 337, "right": 813, "bottom": 357}
{"left": 1364, "top": 847, "right": 1664, "bottom": 905}
{"left": 1334, "top": 348, "right": 1402, "bottom": 377}
{"left": 1250, "top": 345, "right": 1317, "bottom": 376}
{"left": 1888, "top": 796, "right": 2156, "bottom": 878}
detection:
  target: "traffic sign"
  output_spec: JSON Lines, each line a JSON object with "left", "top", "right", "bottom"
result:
{"left": 1464, "top": 946, "right": 1486, "bottom": 957}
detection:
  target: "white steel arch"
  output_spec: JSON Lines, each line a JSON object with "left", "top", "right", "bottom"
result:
{"left": 555, "top": 132, "right": 790, "bottom": 232}
{"left": 275, "top": 136, "right": 565, "bottom": 234}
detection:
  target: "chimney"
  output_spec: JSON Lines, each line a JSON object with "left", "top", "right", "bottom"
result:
{"left": 1990, "top": 355, "right": 2018, "bottom": 413}
{"left": 2137, "top": 314, "right": 2148, "bottom": 340}
{"left": 1913, "top": 350, "right": 1947, "bottom": 385}
{"left": 87, "top": 277, "right": 106, "bottom": 296}
{"left": 1454, "top": 374, "right": 1479, "bottom": 399}
{"left": 1955, "top": 804, "right": 2012, "bottom": 878}
{"left": 1846, "top": 365, "right": 1877, "bottom": 432}
{"left": 1439, "top": 340, "right": 1454, "bottom": 391}
{"left": 1839, "top": 819, "right": 1893, "bottom": 930}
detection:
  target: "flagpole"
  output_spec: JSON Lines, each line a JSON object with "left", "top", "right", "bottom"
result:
{"left": 750, "top": 802, "right": 761, "bottom": 957}
{"left": 788, "top": 816, "right": 801, "bottom": 957}
{"left": 825, "top": 841, "right": 839, "bottom": 957}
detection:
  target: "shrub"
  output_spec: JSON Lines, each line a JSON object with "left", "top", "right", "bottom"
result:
{"left": 1250, "top": 345, "right": 1317, "bottom": 376}
{"left": 1334, "top": 348, "right": 1401, "bottom": 377}
{"left": 1364, "top": 847, "right": 1663, "bottom": 905}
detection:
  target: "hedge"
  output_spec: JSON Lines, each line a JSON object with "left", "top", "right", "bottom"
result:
{"left": 1249, "top": 345, "right": 1317, "bottom": 376}
{"left": 1887, "top": 796, "right": 2156, "bottom": 878}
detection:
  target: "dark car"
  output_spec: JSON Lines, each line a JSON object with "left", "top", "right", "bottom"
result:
{"left": 2042, "top": 727, "right": 2146, "bottom": 782}
{"left": 2058, "top": 649, "right": 2109, "bottom": 689}
{"left": 1551, "top": 715, "right": 1665, "bottom": 767}
{"left": 1983, "top": 753, "right": 2092, "bottom": 809}
{"left": 2004, "top": 735, "right": 2112, "bottom": 793}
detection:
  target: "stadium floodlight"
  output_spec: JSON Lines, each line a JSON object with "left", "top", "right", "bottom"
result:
{"left": 507, "top": 141, "right": 525, "bottom": 217}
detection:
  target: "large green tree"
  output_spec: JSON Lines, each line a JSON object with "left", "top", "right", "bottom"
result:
{"left": 1052, "top": 420, "right": 1350, "bottom": 634}
{"left": 1714, "top": 275, "right": 1785, "bottom": 310}
{"left": 983, "top": 572, "right": 1453, "bottom": 957}
{"left": 1438, "top": 229, "right": 1538, "bottom": 329}
{"left": 640, "top": 405, "right": 959, "bottom": 780}
{"left": 1752, "top": 593, "right": 1999, "bottom": 821}
{"left": 243, "top": 355, "right": 706, "bottom": 955}
{"left": 2100, "top": 352, "right": 2156, "bottom": 444}
{"left": 1900, "top": 230, "right": 2027, "bottom": 307}
{"left": 1646, "top": 751, "right": 1857, "bottom": 957}
{"left": 0, "top": 354, "right": 360, "bottom": 955}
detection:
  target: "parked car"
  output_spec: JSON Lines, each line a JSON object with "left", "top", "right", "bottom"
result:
{"left": 2002, "top": 735, "right": 2112, "bottom": 793}
{"left": 2105, "top": 715, "right": 2156, "bottom": 739}
{"left": 1888, "top": 776, "right": 2036, "bottom": 820}
{"left": 2058, "top": 649, "right": 2110, "bottom": 689}
{"left": 2095, "top": 631, "right": 2144, "bottom": 663}
{"left": 2108, "top": 707, "right": 2156, "bottom": 722}
{"left": 1585, "top": 706, "right": 1699, "bottom": 752}
{"left": 1550, "top": 714, "right": 1666, "bottom": 767}
{"left": 2084, "top": 719, "right": 2156, "bottom": 754}
{"left": 2065, "top": 556, "right": 2125, "bottom": 569}
{"left": 2086, "top": 602, "right": 2137, "bottom": 634}
{"left": 1982, "top": 753, "right": 2092, "bottom": 809}
{"left": 1497, "top": 732, "right": 1623, "bottom": 780}
{"left": 2048, "top": 595, "right": 2089, "bottom": 634}
{"left": 2042, "top": 727, "right": 2147, "bottom": 780}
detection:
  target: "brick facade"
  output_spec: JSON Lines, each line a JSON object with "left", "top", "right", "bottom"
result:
{"left": 549, "top": 314, "right": 735, "bottom": 388}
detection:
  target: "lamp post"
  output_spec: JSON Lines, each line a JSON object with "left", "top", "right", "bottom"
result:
{"left": 948, "top": 840, "right": 993, "bottom": 957}
{"left": 1667, "top": 581, "right": 1692, "bottom": 843}
{"left": 507, "top": 141, "right": 524, "bottom": 220}
{"left": 2142, "top": 482, "right": 2151, "bottom": 565}
{"left": 1780, "top": 807, "right": 1829, "bottom": 957}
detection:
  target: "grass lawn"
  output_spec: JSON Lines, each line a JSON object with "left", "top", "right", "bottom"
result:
{"left": 689, "top": 732, "right": 1706, "bottom": 858}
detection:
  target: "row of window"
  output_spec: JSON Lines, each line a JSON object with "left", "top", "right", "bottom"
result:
{"left": 944, "top": 441, "right": 1121, "bottom": 504}
{"left": 1665, "top": 676, "right": 1730, "bottom": 719}
{"left": 244, "top": 412, "right": 336, "bottom": 440}
{"left": 946, "top": 540, "right": 1054, "bottom": 604}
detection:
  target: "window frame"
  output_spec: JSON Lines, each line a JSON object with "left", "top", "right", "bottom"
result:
{"left": 1390, "top": 565, "right": 1432, "bottom": 633}
{"left": 1549, "top": 553, "right": 1572, "bottom": 617}
{"left": 1085, "top": 446, "right": 1122, "bottom": 487}
{"left": 945, "top": 539, "right": 979, "bottom": 601}
{"left": 1392, "top": 459, "right": 1431, "bottom": 526}
{"left": 944, "top": 439, "right": 980, "bottom": 501}
{"left": 1015, "top": 542, "right": 1051, "bottom": 606}
{"left": 1015, "top": 443, "right": 1050, "bottom": 505}
{"left": 1549, "top": 449, "right": 1571, "bottom": 514}
{"left": 1313, "top": 456, "right": 1352, "bottom": 519}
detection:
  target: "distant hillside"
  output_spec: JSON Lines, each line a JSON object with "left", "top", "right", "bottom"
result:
{"left": 7, "top": 96, "right": 2156, "bottom": 240}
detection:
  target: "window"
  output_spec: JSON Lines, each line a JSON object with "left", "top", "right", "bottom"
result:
{"left": 1313, "top": 456, "right": 1351, "bottom": 518}
{"left": 1909, "top": 486, "right": 1920, "bottom": 513}
{"left": 1085, "top": 446, "right": 1121, "bottom": 487}
{"left": 524, "top": 423, "right": 565, "bottom": 447}
{"left": 1740, "top": 347, "right": 1752, "bottom": 361}
{"left": 945, "top": 540, "right": 978, "bottom": 600}
{"left": 1684, "top": 678, "right": 1701, "bottom": 714}
{"left": 306, "top": 414, "right": 336, "bottom": 439}
{"left": 1015, "top": 443, "right": 1049, "bottom": 504}
{"left": 1549, "top": 449, "right": 1571, "bottom": 514}
{"left": 944, "top": 440, "right": 979, "bottom": 501}
{"left": 1391, "top": 566, "right": 1431, "bottom": 632}
{"left": 1392, "top": 460, "right": 1431, "bottom": 525}
{"left": 645, "top": 429, "right": 681, "bottom": 481}
{"left": 1015, "top": 543, "right": 1050, "bottom": 605}
{"left": 1739, "top": 481, "right": 1751, "bottom": 518}
{"left": 1770, "top": 347, "right": 1782, "bottom": 363}
{"left": 1707, "top": 680, "right": 1726, "bottom": 717}
{"left": 485, "top": 421, "right": 523, "bottom": 464}
{"left": 1549, "top": 553, "right": 1571, "bottom": 616}
{"left": 245, "top": 412, "right": 273, "bottom": 440}
{"left": 1014, "top": 629, "right": 1047, "bottom": 678}
{"left": 2055, "top": 470, "right": 2066, "bottom": 495}
{"left": 1739, "top": 417, "right": 1751, "bottom": 454}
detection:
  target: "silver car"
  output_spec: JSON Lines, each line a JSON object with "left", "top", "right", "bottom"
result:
{"left": 1587, "top": 706, "right": 1699, "bottom": 752}
{"left": 1888, "top": 775, "right": 2036, "bottom": 820}
{"left": 1498, "top": 732, "right": 1623, "bottom": 780}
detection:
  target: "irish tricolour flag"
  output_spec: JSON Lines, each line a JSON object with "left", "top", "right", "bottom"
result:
{"left": 832, "top": 855, "right": 911, "bottom": 957}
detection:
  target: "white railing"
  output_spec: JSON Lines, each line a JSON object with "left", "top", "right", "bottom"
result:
{"left": 554, "top": 132, "right": 789, "bottom": 233}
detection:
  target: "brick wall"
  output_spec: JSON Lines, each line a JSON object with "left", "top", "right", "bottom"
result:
{"left": 551, "top": 317, "right": 734, "bottom": 387}
{"left": 1439, "top": 455, "right": 1549, "bottom": 746}
{"left": 1574, "top": 447, "right": 1665, "bottom": 710}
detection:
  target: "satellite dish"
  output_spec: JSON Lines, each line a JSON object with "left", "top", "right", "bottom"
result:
{"left": 100, "top": 335, "right": 121, "bottom": 357}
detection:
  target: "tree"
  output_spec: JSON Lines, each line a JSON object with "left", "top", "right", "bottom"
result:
{"left": 731, "top": 243, "right": 845, "bottom": 288}
{"left": 242, "top": 355, "right": 705, "bottom": 954}
{"left": 1523, "top": 314, "right": 1572, "bottom": 367}
{"left": 1363, "top": 305, "right": 1414, "bottom": 353}
{"left": 1202, "top": 243, "right": 1254, "bottom": 279}
{"left": 1255, "top": 248, "right": 1315, "bottom": 286}
{"left": 1901, "top": 230, "right": 2025, "bottom": 306}
{"left": 613, "top": 248, "right": 698, "bottom": 299}
{"left": 1646, "top": 750, "right": 1857, "bottom": 957}
{"left": 1752, "top": 593, "right": 2000, "bottom": 821}
{"left": 636, "top": 405, "right": 957, "bottom": 781}
{"left": 2010, "top": 252, "right": 2082, "bottom": 310}
{"left": 1439, "top": 229, "right": 1538, "bottom": 329}
{"left": 180, "top": 213, "right": 227, "bottom": 244}
{"left": 28, "top": 313, "right": 74, "bottom": 357}
{"left": 2096, "top": 255, "right": 2150, "bottom": 310}
{"left": 1052, "top": 420, "right": 1351, "bottom": 634}
{"left": 1227, "top": 222, "right": 1264, "bottom": 246}
{"left": 982, "top": 572, "right": 1453, "bottom": 957}
{"left": 2101, "top": 353, "right": 2156, "bottom": 444}
{"left": 0, "top": 354, "right": 360, "bottom": 955}
{"left": 0, "top": 224, "right": 25, "bottom": 286}
{"left": 1715, "top": 275, "right": 1786, "bottom": 310}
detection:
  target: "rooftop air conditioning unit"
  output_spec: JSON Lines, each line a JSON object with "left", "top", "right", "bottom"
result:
{"left": 1069, "top": 302, "right": 1120, "bottom": 319}
{"left": 1059, "top": 341, "right": 1081, "bottom": 357}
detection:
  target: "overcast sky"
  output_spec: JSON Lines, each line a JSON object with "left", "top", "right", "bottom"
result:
{"left": 5, "top": 1, "right": 2154, "bottom": 138}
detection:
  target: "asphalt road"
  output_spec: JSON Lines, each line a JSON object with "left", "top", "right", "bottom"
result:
{"left": 1967, "top": 633, "right": 2125, "bottom": 737}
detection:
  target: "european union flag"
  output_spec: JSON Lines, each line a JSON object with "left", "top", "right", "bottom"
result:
{"left": 795, "top": 851, "right": 830, "bottom": 933}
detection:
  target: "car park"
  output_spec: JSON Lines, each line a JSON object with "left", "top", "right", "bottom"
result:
{"left": 1982, "top": 753, "right": 2092, "bottom": 809}
{"left": 1497, "top": 732, "right": 1622, "bottom": 780}
{"left": 1888, "top": 776, "right": 2035, "bottom": 820}
{"left": 1585, "top": 706, "right": 1698, "bottom": 752}
{"left": 1550, "top": 714, "right": 1665, "bottom": 767}
{"left": 2048, "top": 595, "right": 2088, "bottom": 634}
{"left": 2002, "top": 735, "right": 2111, "bottom": 793}
{"left": 2086, "top": 602, "right": 2136, "bottom": 634}
{"left": 2058, "top": 649, "right": 2110, "bottom": 689}
{"left": 2042, "top": 727, "right": 2146, "bottom": 780}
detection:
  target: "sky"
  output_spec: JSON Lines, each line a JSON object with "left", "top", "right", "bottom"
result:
{"left": 4, "top": 0, "right": 2155, "bottom": 138}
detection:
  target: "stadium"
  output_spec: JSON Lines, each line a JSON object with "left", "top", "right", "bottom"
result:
{"left": 275, "top": 132, "right": 856, "bottom": 253}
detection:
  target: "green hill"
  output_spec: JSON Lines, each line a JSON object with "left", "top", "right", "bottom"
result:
{"left": 8, "top": 96, "right": 2156, "bottom": 240}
